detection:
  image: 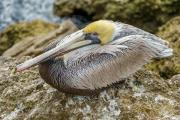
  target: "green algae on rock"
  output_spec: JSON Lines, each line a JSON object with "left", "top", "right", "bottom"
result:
{"left": 54, "top": 0, "right": 180, "bottom": 32}
{"left": 147, "top": 16, "right": 180, "bottom": 79}
{"left": 0, "top": 56, "right": 179, "bottom": 120}
{"left": 0, "top": 20, "right": 59, "bottom": 55}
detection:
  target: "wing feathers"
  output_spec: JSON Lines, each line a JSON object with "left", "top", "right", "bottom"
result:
{"left": 64, "top": 34, "right": 172, "bottom": 89}
{"left": 62, "top": 21, "right": 173, "bottom": 90}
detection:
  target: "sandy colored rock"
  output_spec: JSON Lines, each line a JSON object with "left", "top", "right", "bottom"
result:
{"left": 54, "top": 0, "right": 180, "bottom": 32}
{"left": 147, "top": 16, "right": 180, "bottom": 79}
{"left": 0, "top": 20, "right": 59, "bottom": 55}
{"left": 3, "top": 20, "right": 78, "bottom": 58}
{"left": 0, "top": 56, "right": 179, "bottom": 120}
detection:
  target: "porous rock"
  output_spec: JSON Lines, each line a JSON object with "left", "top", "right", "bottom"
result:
{"left": 147, "top": 16, "right": 180, "bottom": 79}
{"left": 0, "top": 56, "right": 179, "bottom": 120}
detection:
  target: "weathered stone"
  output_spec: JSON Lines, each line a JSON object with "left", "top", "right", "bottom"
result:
{"left": 147, "top": 16, "right": 180, "bottom": 79}
{"left": 54, "top": 0, "right": 180, "bottom": 32}
{"left": 0, "top": 20, "right": 59, "bottom": 55}
{"left": 2, "top": 20, "right": 78, "bottom": 58}
{"left": 0, "top": 56, "right": 179, "bottom": 120}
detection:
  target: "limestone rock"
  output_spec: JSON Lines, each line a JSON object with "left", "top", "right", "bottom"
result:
{"left": 0, "top": 56, "right": 179, "bottom": 120}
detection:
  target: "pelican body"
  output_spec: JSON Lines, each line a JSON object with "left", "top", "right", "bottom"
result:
{"left": 17, "top": 20, "right": 173, "bottom": 95}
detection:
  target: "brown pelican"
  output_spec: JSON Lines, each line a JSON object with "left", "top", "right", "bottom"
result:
{"left": 17, "top": 20, "right": 173, "bottom": 95}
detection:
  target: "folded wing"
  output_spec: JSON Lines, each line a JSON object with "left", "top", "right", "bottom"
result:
{"left": 64, "top": 35, "right": 173, "bottom": 90}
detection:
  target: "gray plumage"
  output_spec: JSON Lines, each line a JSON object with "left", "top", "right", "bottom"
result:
{"left": 38, "top": 22, "right": 172, "bottom": 95}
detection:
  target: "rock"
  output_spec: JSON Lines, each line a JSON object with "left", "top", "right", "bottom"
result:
{"left": 0, "top": 56, "right": 179, "bottom": 120}
{"left": 2, "top": 20, "right": 78, "bottom": 58}
{"left": 54, "top": 0, "right": 180, "bottom": 32}
{"left": 147, "top": 16, "right": 180, "bottom": 79}
{"left": 0, "top": 20, "right": 59, "bottom": 55}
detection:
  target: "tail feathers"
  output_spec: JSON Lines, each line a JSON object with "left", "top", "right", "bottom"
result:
{"left": 158, "top": 48, "right": 173, "bottom": 58}
{"left": 147, "top": 40, "right": 173, "bottom": 58}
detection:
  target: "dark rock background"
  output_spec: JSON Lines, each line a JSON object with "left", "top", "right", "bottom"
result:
{"left": 54, "top": 0, "right": 180, "bottom": 32}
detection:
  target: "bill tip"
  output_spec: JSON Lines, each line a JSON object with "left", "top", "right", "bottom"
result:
{"left": 16, "top": 64, "right": 26, "bottom": 72}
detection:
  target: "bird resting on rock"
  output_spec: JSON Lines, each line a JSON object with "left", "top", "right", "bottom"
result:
{"left": 17, "top": 20, "right": 173, "bottom": 95}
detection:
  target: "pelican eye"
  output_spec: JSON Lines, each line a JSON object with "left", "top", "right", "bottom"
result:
{"left": 84, "top": 33, "right": 101, "bottom": 44}
{"left": 92, "top": 32, "right": 98, "bottom": 36}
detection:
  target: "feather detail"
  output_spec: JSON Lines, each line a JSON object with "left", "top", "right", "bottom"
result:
{"left": 62, "top": 34, "right": 172, "bottom": 90}
{"left": 44, "top": 21, "right": 173, "bottom": 90}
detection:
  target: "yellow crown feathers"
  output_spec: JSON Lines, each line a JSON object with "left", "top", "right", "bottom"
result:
{"left": 83, "top": 20, "right": 115, "bottom": 44}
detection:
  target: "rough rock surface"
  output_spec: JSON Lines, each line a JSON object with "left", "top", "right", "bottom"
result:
{"left": 0, "top": 20, "right": 59, "bottom": 55}
{"left": 147, "top": 16, "right": 180, "bottom": 79}
{"left": 0, "top": 56, "right": 179, "bottom": 120}
{"left": 54, "top": 0, "right": 180, "bottom": 32}
{"left": 2, "top": 20, "right": 78, "bottom": 58}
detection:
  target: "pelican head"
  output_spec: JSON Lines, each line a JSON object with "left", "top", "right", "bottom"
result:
{"left": 17, "top": 20, "right": 116, "bottom": 71}
{"left": 17, "top": 20, "right": 172, "bottom": 95}
{"left": 84, "top": 20, "right": 115, "bottom": 44}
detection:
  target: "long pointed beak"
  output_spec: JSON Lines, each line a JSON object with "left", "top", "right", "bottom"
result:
{"left": 16, "top": 30, "right": 86, "bottom": 71}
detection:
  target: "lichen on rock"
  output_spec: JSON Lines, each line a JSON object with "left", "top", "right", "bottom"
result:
{"left": 0, "top": 20, "right": 59, "bottom": 55}
{"left": 54, "top": 0, "right": 180, "bottom": 32}
{"left": 0, "top": 56, "right": 179, "bottom": 120}
{"left": 147, "top": 16, "right": 180, "bottom": 79}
